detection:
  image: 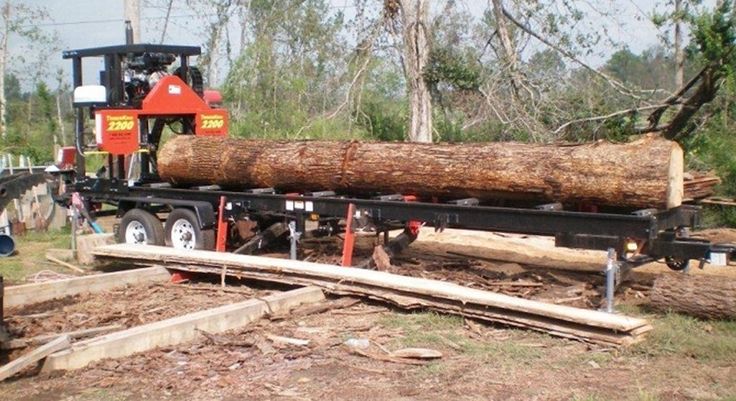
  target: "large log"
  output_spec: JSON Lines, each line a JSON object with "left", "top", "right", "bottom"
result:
{"left": 157, "top": 134, "right": 684, "bottom": 209}
{"left": 650, "top": 273, "right": 736, "bottom": 320}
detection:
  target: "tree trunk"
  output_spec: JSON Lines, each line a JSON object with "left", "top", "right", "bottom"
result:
{"left": 0, "top": 2, "right": 9, "bottom": 140}
{"left": 491, "top": 0, "right": 522, "bottom": 96}
{"left": 157, "top": 134, "right": 684, "bottom": 209}
{"left": 400, "top": 0, "right": 432, "bottom": 143}
{"left": 650, "top": 273, "right": 736, "bottom": 320}
{"left": 674, "top": 0, "right": 684, "bottom": 90}
{"left": 124, "top": 0, "right": 141, "bottom": 43}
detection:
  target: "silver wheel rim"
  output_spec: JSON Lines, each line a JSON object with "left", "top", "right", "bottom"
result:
{"left": 125, "top": 220, "right": 148, "bottom": 244}
{"left": 171, "top": 218, "right": 196, "bottom": 249}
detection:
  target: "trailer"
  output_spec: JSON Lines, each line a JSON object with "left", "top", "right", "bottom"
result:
{"left": 55, "top": 35, "right": 734, "bottom": 278}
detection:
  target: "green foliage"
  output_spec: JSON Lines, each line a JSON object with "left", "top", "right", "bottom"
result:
{"left": 424, "top": 47, "right": 482, "bottom": 91}
{"left": 0, "top": 74, "right": 68, "bottom": 163}
{"left": 688, "top": 0, "right": 736, "bottom": 72}
{"left": 223, "top": 0, "right": 347, "bottom": 139}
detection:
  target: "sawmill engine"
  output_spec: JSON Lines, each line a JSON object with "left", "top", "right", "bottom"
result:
{"left": 122, "top": 52, "right": 203, "bottom": 106}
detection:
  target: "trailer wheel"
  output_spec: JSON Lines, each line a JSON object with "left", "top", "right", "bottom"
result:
{"left": 118, "top": 209, "right": 165, "bottom": 245}
{"left": 165, "top": 208, "right": 214, "bottom": 250}
{"left": 665, "top": 256, "right": 690, "bottom": 271}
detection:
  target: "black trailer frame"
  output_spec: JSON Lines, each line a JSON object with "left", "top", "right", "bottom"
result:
{"left": 70, "top": 176, "right": 733, "bottom": 269}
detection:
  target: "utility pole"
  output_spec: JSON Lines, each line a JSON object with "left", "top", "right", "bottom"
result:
{"left": 124, "top": 0, "right": 141, "bottom": 43}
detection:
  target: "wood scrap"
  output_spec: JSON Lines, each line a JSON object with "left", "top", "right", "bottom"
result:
{"left": 45, "top": 255, "right": 85, "bottom": 274}
{"left": 92, "top": 245, "right": 653, "bottom": 346}
{"left": 350, "top": 348, "right": 428, "bottom": 365}
{"left": 0, "top": 335, "right": 71, "bottom": 381}
{"left": 684, "top": 171, "right": 720, "bottom": 201}
{"left": 389, "top": 348, "right": 443, "bottom": 359}
{"left": 266, "top": 334, "right": 310, "bottom": 347}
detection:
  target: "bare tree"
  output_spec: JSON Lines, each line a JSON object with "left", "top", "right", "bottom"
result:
{"left": 674, "top": 0, "right": 685, "bottom": 88}
{"left": 189, "top": 0, "right": 235, "bottom": 87}
{"left": 0, "top": 0, "right": 51, "bottom": 140}
{"left": 397, "top": 0, "right": 432, "bottom": 143}
{"left": 124, "top": 0, "right": 141, "bottom": 42}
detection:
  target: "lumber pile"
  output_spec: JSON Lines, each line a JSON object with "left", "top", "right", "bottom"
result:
{"left": 650, "top": 273, "right": 736, "bottom": 320}
{"left": 157, "top": 134, "right": 684, "bottom": 209}
{"left": 684, "top": 171, "right": 720, "bottom": 201}
{"left": 93, "top": 244, "right": 652, "bottom": 346}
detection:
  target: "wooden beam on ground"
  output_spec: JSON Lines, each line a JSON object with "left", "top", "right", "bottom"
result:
{"left": 93, "top": 245, "right": 651, "bottom": 346}
{"left": 4, "top": 266, "right": 172, "bottom": 310}
{"left": 2, "top": 325, "right": 124, "bottom": 350}
{"left": 0, "top": 335, "right": 71, "bottom": 381}
{"left": 42, "top": 287, "right": 324, "bottom": 372}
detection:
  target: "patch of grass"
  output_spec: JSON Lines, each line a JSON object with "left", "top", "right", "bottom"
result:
{"left": 379, "top": 311, "right": 463, "bottom": 332}
{"left": 416, "top": 361, "right": 445, "bottom": 377}
{"left": 459, "top": 339, "right": 545, "bottom": 364}
{"left": 379, "top": 312, "right": 545, "bottom": 365}
{"left": 0, "top": 228, "right": 72, "bottom": 283}
{"left": 631, "top": 312, "right": 736, "bottom": 362}
{"left": 633, "top": 388, "right": 660, "bottom": 401}
{"left": 378, "top": 312, "right": 465, "bottom": 349}
{"left": 16, "top": 227, "right": 71, "bottom": 248}
{"left": 74, "top": 388, "right": 131, "bottom": 401}
{"left": 569, "top": 394, "right": 610, "bottom": 401}
{"left": 0, "top": 259, "right": 25, "bottom": 281}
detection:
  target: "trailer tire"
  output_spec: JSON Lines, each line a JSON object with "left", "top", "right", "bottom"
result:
{"left": 165, "top": 208, "right": 214, "bottom": 250}
{"left": 118, "top": 209, "right": 165, "bottom": 245}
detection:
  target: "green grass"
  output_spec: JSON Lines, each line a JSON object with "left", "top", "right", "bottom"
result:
{"left": 570, "top": 395, "right": 610, "bottom": 401}
{"left": 0, "top": 227, "right": 71, "bottom": 282}
{"left": 378, "top": 312, "right": 546, "bottom": 365}
{"left": 630, "top": 310, "right": 736, "bottom": 362}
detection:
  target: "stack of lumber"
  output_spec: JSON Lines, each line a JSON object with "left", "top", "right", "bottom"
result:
{"left": 684, "top": 171, "right": 721, "bottom": 201}
{"left": 93, "top": 244, "right": 652, "bottom": 346}
{"left": 158, "top": 134, "right": 684, "bottom": 209}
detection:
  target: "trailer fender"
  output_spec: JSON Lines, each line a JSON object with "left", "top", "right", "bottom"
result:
{"left": 116, "top": 197, "right": 216, "bottom": 230}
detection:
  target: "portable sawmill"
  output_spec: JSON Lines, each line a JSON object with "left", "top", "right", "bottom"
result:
{"left": 51, "top": 28, "right": 735, "bottom": 277}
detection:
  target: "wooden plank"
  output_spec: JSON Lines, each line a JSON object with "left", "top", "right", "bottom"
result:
{"left": 93, "top": 245, "right": 651, "bottom": 345}
{"left": 2, "top": 325, "right": 124, "bottom": 350}
{"left": 94, "top": 245, "right": 643, "bottom": 331}
{"left": 0, "top": 335, "right": 71, "bottom": 381}
{"left": 42, "top": 287, "right": 324, "bottom": 372}
{"left": 4, "top": 266, "right": 172, "bottom": 310}
{"left": 45, "top": 255, "right": 85, "bottom": 274}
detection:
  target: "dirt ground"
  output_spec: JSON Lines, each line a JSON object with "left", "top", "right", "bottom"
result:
{"left": 1, "top": 228, "right": 736, "bottom": 401}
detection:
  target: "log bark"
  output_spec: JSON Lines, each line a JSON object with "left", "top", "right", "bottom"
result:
{"left": 157, "top": 134, "right": 684, "bottom": 209}
{"left": 650, "top": 273, "right": 736, "bottom": 320}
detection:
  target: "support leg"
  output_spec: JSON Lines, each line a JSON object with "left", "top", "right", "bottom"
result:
{"left": 604, "top": 248, "right": 618, "bottom": 313}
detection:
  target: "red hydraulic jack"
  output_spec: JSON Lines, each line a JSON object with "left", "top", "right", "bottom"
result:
{"left": 216, "top": 196, "right": 228, "bottom": 252}
{"left": 341, "top": 203, "right": 356, "bottom": 267}
{"left": 340, "top": 200, "right": 421, "bottom": 268}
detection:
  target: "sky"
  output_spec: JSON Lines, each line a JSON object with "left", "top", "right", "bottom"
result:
{"left": 7, "top": 0, "right": 712, "bottom": 89}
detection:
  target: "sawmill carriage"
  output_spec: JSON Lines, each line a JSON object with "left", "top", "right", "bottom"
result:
{"left": 53, "top": 36, "right": 735, "bottom": 278}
